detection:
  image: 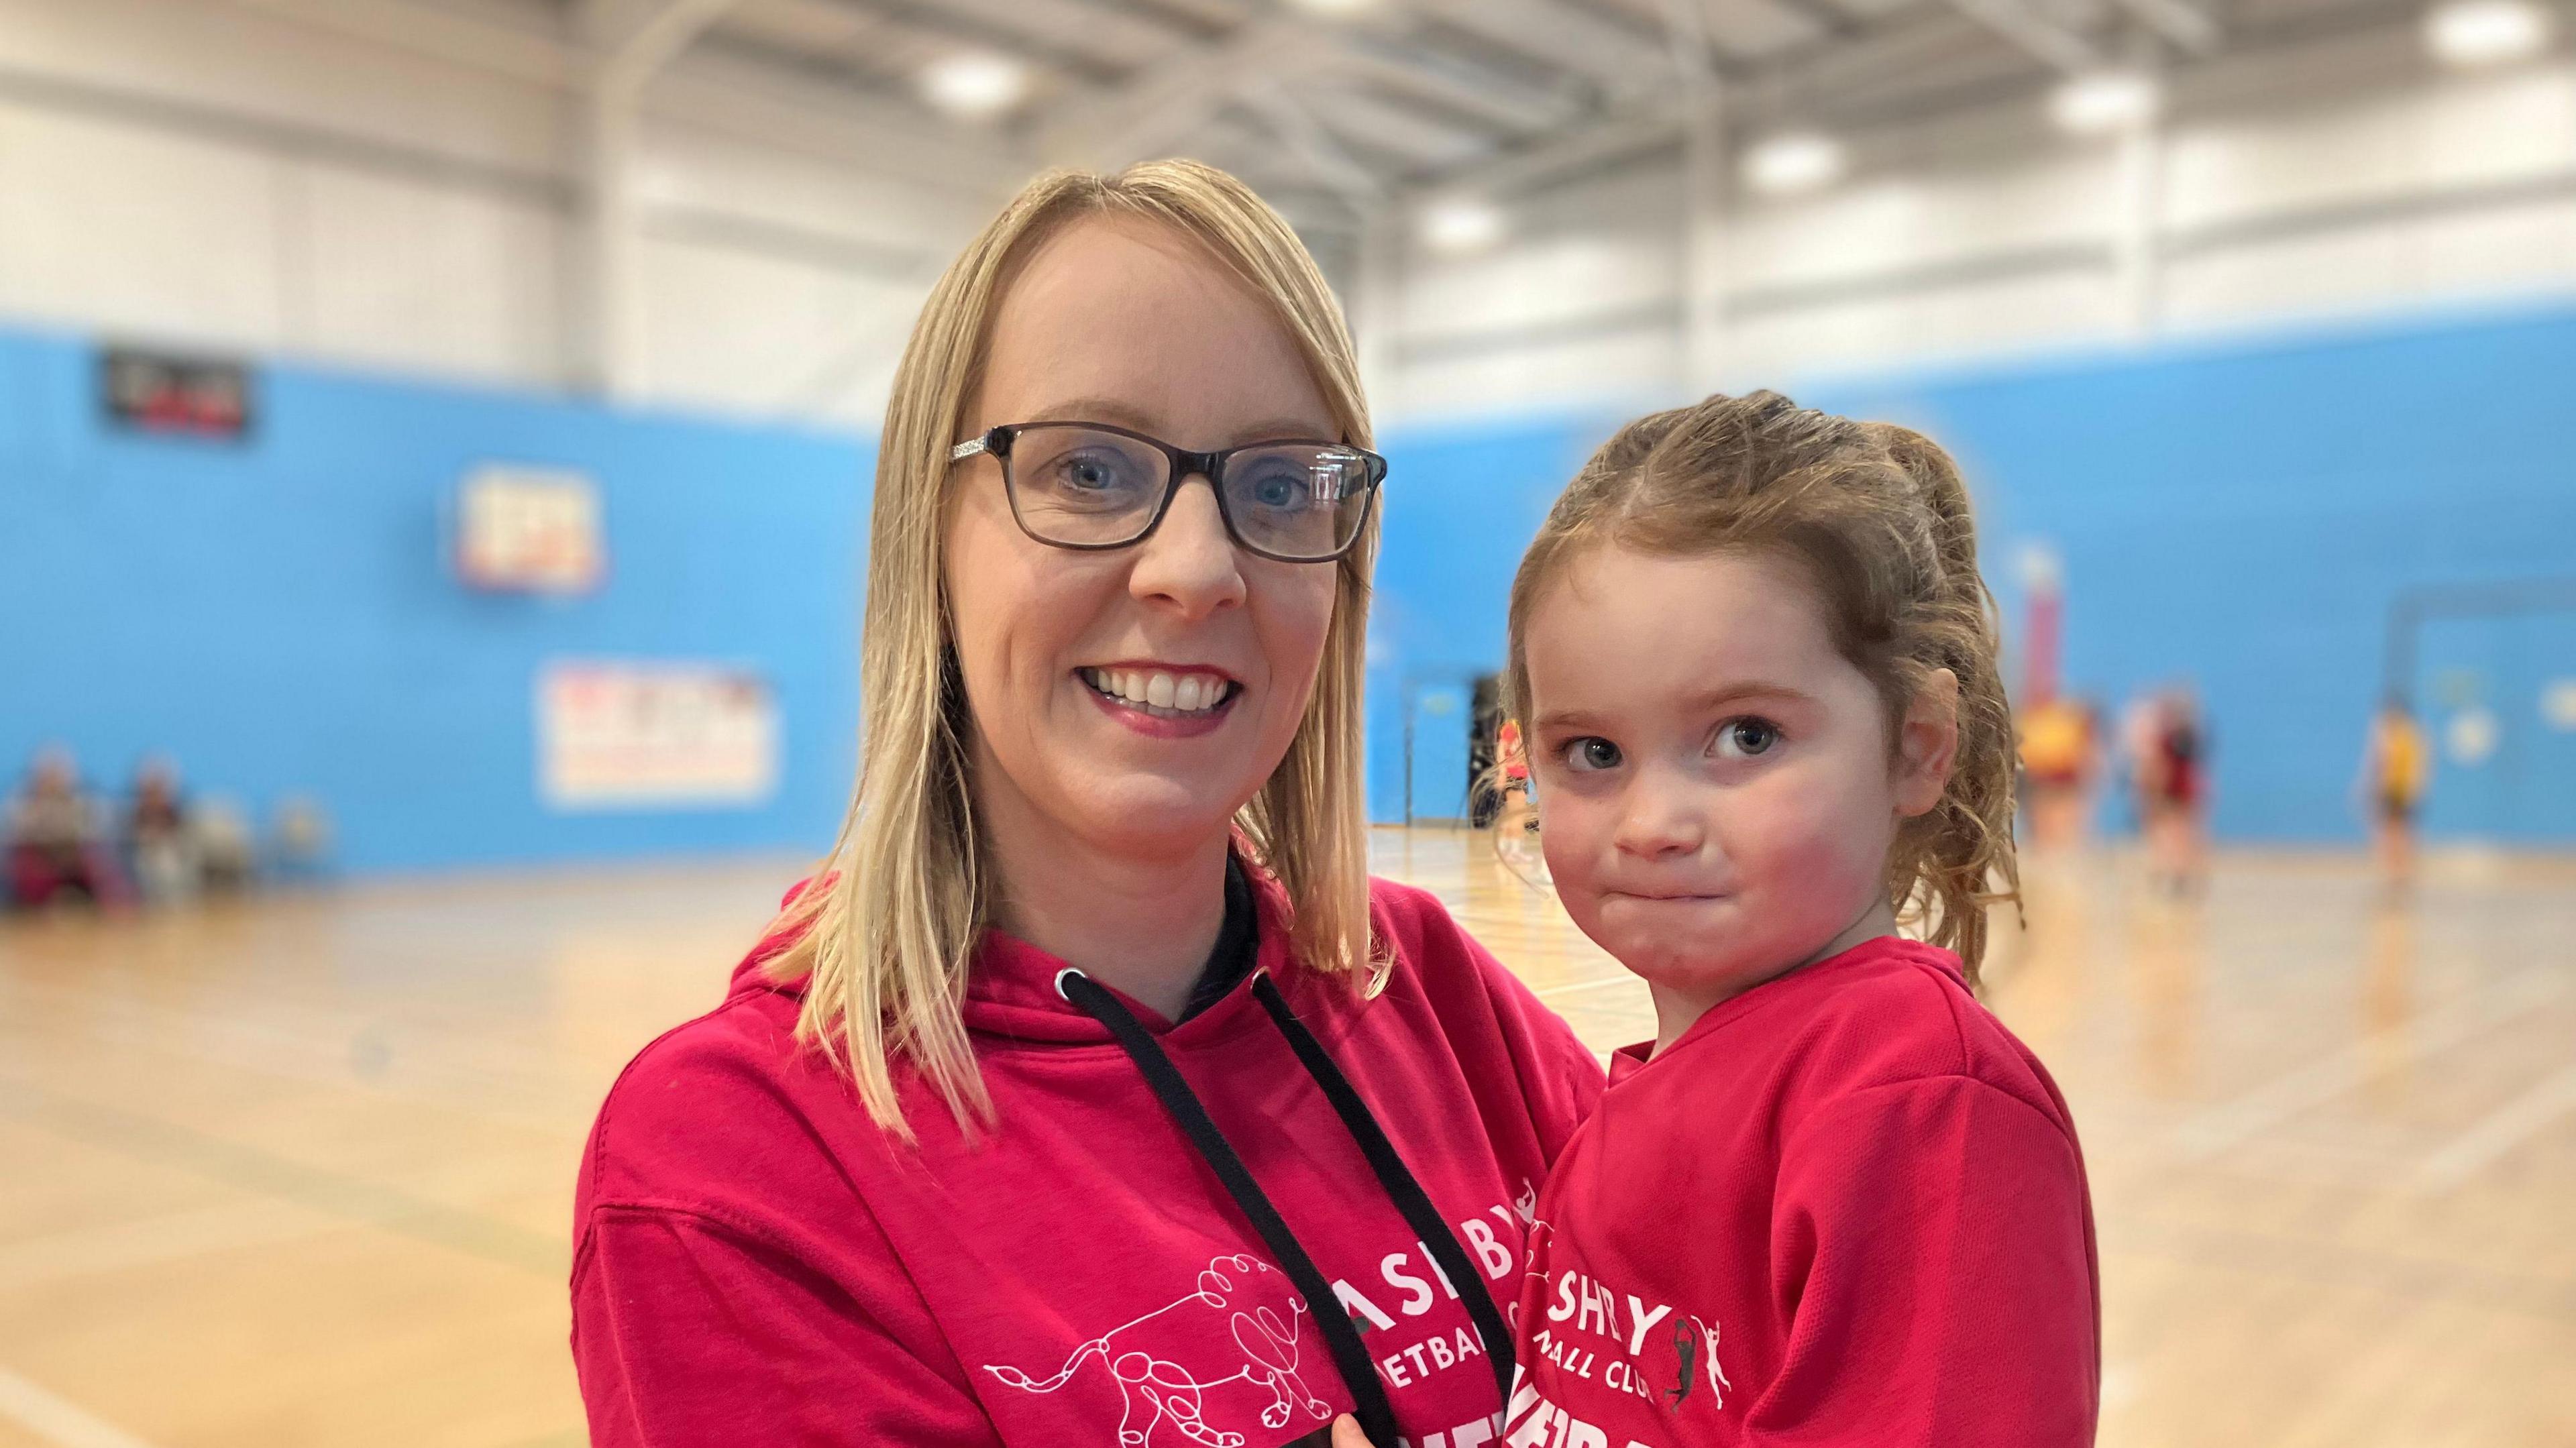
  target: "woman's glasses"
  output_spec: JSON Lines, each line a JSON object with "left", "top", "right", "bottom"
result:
{"left": 951, "top": 421, "right": 1385, "bottom": 564}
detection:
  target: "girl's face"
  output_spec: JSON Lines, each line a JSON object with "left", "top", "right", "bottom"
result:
{"left": 944, "top": 215, "right": 1341, "bottom": 869}
{"left": 1523, "top": 545, "right": 1955, "bottom": 1013}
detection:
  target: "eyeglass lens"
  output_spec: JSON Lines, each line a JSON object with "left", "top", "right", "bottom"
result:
{"left": 1004, "top": 425, "right": 1368, "bottom": 561}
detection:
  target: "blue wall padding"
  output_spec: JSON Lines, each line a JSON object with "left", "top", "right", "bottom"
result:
{"left": 1369, "top": 304, "right": 2576, "bottom": 842}
{"left": 9, "top": 302, "right": 2573, "bottom": 868}
{"left": 1, "top": 329, "right": 868, "bottom": 871}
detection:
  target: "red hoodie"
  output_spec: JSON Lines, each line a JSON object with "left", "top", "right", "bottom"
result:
{"left": 1507, "top": 936, "right": 2098, "bottom": 1447}
{"left": 573, "top": 873, "right": 1604, "bottom": 1448}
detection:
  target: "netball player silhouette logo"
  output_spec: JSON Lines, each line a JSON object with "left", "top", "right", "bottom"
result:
{"left": 981, "top": 1254, "right": 1332, "bottom": 1447}
{"left": 1672, "top": 1314, "right": 1732, "bottom": 1410}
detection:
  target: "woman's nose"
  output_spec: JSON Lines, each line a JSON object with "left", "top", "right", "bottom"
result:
{"left": 1128, "top": 474, "right": 1248, "bottom": 619}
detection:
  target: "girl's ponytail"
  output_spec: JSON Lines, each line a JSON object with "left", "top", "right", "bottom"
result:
{"left": 1868, "top": 425, "right": 2020, "bottom": 975}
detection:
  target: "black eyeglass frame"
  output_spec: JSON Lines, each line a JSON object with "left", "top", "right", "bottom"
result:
{"left": 949, "top": 420, "right": 1387, "bottom": 565}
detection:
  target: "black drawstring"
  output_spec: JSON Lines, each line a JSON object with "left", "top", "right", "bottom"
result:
{"left": 1056, "top": 967, "right": 1517, "bottom": 1448}
{"left": 1057, "top": 969, "right": 1402, "bottom": 1448}
{"left": 1250, "top": 974, "right": 1515, "bottom": 1410}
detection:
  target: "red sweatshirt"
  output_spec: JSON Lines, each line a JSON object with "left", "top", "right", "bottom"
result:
{"left": 1507, "top": 936, "right": 2098, "bottom": 1447}
{"left": 573, "top": 873, "right": 1604, "bottom": 1448}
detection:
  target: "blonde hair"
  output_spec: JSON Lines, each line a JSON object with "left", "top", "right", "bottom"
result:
{"left": 1503, "top": 391, "right": 2019, "bottom": 977}
{"left": 762, "top": 160, "right": 1381, "bottom": 1137}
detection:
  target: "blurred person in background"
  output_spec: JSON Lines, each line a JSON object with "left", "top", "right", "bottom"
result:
{"left": 2141, "top": 686, "right": 2212, "bottom": 895}
{"left": 2359, "top": 693, "right": 2429, "bottom": 896}
{"left": 1495, "top": 716, "right": 1529, "bottom": 809}
{"left": 191, "top": 795, "right": 258, "bottom": 893}
{"left": 124, "top": 754, "right": 197, "bottom": 904}
{"left": 2020, "top": 693, "right": 2100, "bottom": 853}
{"left": 270, "top": 793, "right": 336, "bottom": 883}
{"left": 6, "top": 746, "right": 130, "bottom": 909}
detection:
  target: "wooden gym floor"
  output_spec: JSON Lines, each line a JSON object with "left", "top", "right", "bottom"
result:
{"left": 1, "top": 828, "right": 2571, "bottom": 1447}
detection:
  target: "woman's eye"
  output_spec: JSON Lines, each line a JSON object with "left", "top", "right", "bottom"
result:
{"left": 1242, "top": 468, "right": 1311, "bottom": 512}
{"left": 1562, "top": 738, "right": 1622, "bottom": 773}
{"left": 1057, "top": 454, "right": 1126, "bottom": 491}
{"left": 1717, "top": 718, "right": 1780, "bottom": 758}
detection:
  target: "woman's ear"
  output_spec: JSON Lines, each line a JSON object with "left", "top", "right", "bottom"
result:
{"left": 1894, "top": 667, "right": 1960, "bottom": 818}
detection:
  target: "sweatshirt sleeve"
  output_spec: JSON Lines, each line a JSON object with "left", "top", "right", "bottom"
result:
{"left": 1749, "top": 1075, "right": 2098, "bottom": 1446}
{"left": 1381, "top": 879, "right": 1606, "bottom": 1164}
{"left": 573, "top": 1203, "right": 994, "bottom": 1447}
{"left": 1474, "top": 935, "right": 1607, "bottom": 1164}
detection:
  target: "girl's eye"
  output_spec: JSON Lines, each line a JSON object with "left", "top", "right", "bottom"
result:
{"left": 1562, "top": 737, "right": 1623, "bottom": 773}
{"left": 1717, "top": 718, "right": 1780, "bottom": 758}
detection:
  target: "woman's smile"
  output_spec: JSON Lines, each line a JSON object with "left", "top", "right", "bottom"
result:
{"left": 1076, "top": 663, "right": 1244, "bottom": 738}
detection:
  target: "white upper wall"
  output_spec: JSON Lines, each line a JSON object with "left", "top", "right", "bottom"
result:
{"left": 0, "top": 0, "right": 2570, "bottom": 431}
{"left": 1387, "top": 27, "right": 2576, "bottom": 423}
{"left": 0, "top": 0, "right": 1008, "bottom": 428}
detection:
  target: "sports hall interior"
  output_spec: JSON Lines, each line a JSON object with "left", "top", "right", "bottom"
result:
{"left": 1, "top": 0, "right": 2572, "bottom": 1444}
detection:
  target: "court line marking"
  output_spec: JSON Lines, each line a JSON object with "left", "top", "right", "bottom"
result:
{"left": 0, "top": 1201, "right": 331, "bottom": 1296}
{"left": 2171, "top": 967, "right": 2565, "bottom": 1160}
{"left": 0, "top": 1365, "right": 162, "bottom": 1448}
{"left": 0, "top": 1079, "right": 561, "bottom": 1276}
{"left": 2414, "top": 1061, "right": 2576, "bottom": 1193}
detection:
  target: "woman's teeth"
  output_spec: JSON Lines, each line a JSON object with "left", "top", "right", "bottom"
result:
{"left": 1081, "top": 667, "right": 1234, "bottom": 718}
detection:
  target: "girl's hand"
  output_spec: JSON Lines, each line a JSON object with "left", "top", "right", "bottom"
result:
{"left": 1328, "top": 1416, "right": 1373, "bottom": 1448}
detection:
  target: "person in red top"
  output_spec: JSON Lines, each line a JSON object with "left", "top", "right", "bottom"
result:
{"left": 1339, "top": 392, "right": 2098, "bottom": 1447}
{"left": 572, "top": 160, "right": 1603, "bottom": 1448}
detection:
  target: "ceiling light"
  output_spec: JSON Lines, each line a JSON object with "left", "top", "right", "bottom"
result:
{"left": 1420, "top": 197, "right": 1504, "bottom": 255}
{"left": 919, "top": 51, "right": 1028, "bottom": 119}
{"left": 2426, "top": 0, "right": 2554, "bottom": 65}
{"left": 1286, "top": 0, "right": 1377, "bottom": 13}
{"left": 2050, "top": 68, "right": 2163, "bottom": 134}
{"left": 1742, "top": 130, "right": 1845, "bottom": 196}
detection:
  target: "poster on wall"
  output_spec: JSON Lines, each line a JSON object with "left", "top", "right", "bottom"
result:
{"left": 101, "top": 346, "right": 256, "bottom": 441}
{"left": 538, "top": 661, "right": 777, "bottom": 810}
{"left": 457, "top": 465, "right": 604, "bottom": 594}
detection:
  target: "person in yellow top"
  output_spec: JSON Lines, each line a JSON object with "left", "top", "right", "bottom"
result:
{"left": 2361, "top": 694, "right": 2430, "bottom": 894}
{"left": 2019, "top": 694, "right": 2099, "bottom": 852}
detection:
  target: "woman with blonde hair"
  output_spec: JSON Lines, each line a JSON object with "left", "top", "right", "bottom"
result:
{"left": 571, "top": 160, "right": 1601, "bottom": 1448}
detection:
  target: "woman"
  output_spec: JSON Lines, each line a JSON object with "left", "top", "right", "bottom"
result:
{"left": 572, "top": 160, "right": 1603, "bottom": 1447}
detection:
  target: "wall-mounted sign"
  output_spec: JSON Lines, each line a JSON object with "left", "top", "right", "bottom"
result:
{"left": 457, "top": 465, "right": 604, "bottom": 594}
{"left": 101, "top": 346, "right": 256, "bottom": 441}
{"left": 538, "top": 661, "right": 777, "bottom": 810}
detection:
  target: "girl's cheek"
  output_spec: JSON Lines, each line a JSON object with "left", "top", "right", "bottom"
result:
{"left": 1753, "top": 783, "right": 1866, "bottom": 889}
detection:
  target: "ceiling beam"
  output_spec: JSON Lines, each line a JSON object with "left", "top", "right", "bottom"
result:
{"left": 779, "top": 0, "right": 1131, "bottom": 85}
{"left": 1760, "top": 0, "right": 1864, "bottom": 43}
{"left": 588, "top": 0, "right": 746, "bottom": 95}
{"left": 1333, "top": 40, "right": 1585, "bottom": 136}
{"left": 213, "top": 0, "right": 578, "bottom": 85}
{"left": 1942, "top": 0, "right": 2097, "bottom": 72}
{"left": 1038, "top": 14, "right": 1305, "bottom": 167}
{"left": 1240, "top": 82, "right": 1385, "bottom": 212}
{"left": 1411, "top": 0, "right": 1674, "bottom": 95}
{"left": 2115, "top": 0, "right": 2223, "bottom": 54}
{"left": 203, "top": 0, "right": 1026, "bottom": 198}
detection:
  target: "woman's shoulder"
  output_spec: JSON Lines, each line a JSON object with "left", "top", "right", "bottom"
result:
{"left": 1356, "top": 873, "right": 1606, "bottom": 1149}
{"left": 1365, "top": 873, "right": 1507, "bottom": 997}
{"left": 576, "top": 982, "right": 863, "bottom": 1242}
{"left": 1364, "top": 871, "right": 1451, "bottom": 948}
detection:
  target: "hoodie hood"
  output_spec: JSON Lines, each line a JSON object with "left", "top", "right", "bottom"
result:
{"left": 725, "top": 865, "right": 1311, "bottom": 1048}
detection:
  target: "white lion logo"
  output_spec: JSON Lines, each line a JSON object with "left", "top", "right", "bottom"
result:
{"left": 983, "top": 1254, "right": 1333, "bottom": 1447}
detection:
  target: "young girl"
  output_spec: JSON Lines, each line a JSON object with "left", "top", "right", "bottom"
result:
{"left": 1343, "top": 390, "right": 2098, "bottom": 1445}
